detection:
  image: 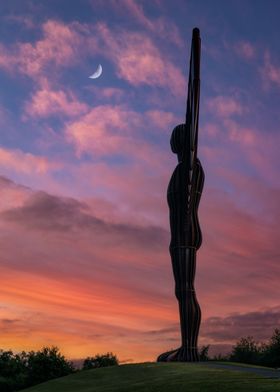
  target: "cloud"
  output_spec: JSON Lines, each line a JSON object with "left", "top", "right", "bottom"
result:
{"left": 65, "top": 104, "right": 140, "bottom": 157}
{"left": 0, "top": 175, "right": 31, "bottom": 212}
{"left": 201, "top": 307, "right": 280, "bottom": 343}
{"left": 0, "top": 180, "right": 172, "bottom": 360}
{"left": 0, "top": 18, "right": 184, "bottom": 96}
{"left": 145, "top": 110, "right": 178, "bottom": 131}
{"left": 24, "top": 84, "right": 88, "bottom": 118}
{"left": 95, "top": 23, "right": 185, "bottom": 95}
{"left": 0, "top": 146, "right": 60, "bottom": 174}
{"left": 206, "top": 95, "right": 244, "bottom": 118}
{"left": 5, "top": 14, "right": 35, "bottom": 29}
{"left": 0, "top": 172, "right": 279, "bottom": 361}
{"left": 87, "top": 86, "right": 125, "bottom": 102}
{"left": 261, "top": 51, "right": 280, "bottom": 89}
{"left": 1, "top": 190, "right": 168, "bottom": 249}
{"left": 103, "top": 0, "right": 184, "bottom": 47}
{"left": 65, "top": 104, "right": 175, "bottom": 163}
{"left": 234, "top": 41, "right": 256, "bottom": 60}
{"left": 0, "top": 19, "right": 86, "bottom": 80}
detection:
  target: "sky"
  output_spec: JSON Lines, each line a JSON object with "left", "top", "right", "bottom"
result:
{"left": 0, "top": 0, "right": 279, "bottom": 363}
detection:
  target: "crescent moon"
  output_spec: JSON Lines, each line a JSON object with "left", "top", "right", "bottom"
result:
{"left": 89, "top": 64, "right": 102, "bottom": 79}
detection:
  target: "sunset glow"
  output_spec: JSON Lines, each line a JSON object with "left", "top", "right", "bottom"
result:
{"left": 0, "top": 0, "right": 279, "bottom": 362}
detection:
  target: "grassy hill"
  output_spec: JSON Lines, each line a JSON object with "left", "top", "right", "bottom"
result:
{"left": 23, "top": 362, "right": 280, "bottom": 392}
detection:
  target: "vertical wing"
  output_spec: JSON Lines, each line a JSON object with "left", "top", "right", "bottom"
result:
{"left": 185, "top": 28, "right": 201, "bottom": 169}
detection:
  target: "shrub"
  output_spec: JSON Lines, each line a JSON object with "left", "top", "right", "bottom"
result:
{"left": 82, "top": 352, "right": 119, "bottom": 370}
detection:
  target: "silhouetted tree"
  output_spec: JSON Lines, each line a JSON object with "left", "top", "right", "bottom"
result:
{"left": 199, "top": 345, "right": 210, "bottom": 361}
{"left": 230, "top": 336, "right": 260, "bottom": 364}
{"left": 212, "top": 353, "right": 230, "bottom": 361}
{"left": 262, "top": 329, "right": 280, "bottom": 368}
{"left": 0, "top": 376, "right": 12, "bottom": 392}
{"left": 0, "top": 350, "right": 25, "bottom": 378}
{"left": 0, "top": 350, "right": 27, "bottom": 390}
{"left": 82, "top": 352, "right": 119, "bottom": 370}
{"left": 25, "top": 346, "right": 75, "bottom": 386}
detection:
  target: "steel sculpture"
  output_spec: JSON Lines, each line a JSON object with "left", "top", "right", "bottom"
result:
{"left": 157, "top": 28, "right": 204, "bottom": 362}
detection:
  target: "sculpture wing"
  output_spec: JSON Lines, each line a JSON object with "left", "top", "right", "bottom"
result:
{"left": 185, "top": 28, "right": 201, "bottom": 168}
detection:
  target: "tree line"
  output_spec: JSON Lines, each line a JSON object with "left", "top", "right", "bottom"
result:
{"left": 199, "top": 328, "right": 280, "bottom": 367}
{"left": 0, "top": 329, "right": 279, "bottom": 391}
{"left": 0, "top": 347, "right": 118, "bottom": 391}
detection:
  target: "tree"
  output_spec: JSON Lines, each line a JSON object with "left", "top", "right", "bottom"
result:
{"left": 199, "top": 345, "right": 210, "bottom": 361}
{"left": 230, "top": 336, "right": 261, "bottom": 364}
{"left": 0, "top": 350, "right": 25, "bottom": 378}
{"left": 82, "top": 352, "right": 119, "bottom": 370}
{"left": 0, "top": 376, "right": 12, "bottom": 392}
{"left": 25, "top": 346, "right": 75, "bottom": 386}
{"left": 0, "top": 350, "right": 27, "bottom": 390}
{"left": 262, "top": 329, "right": 280, "bottom": 368}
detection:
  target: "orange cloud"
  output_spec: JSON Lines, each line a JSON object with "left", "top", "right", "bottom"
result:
{"left": 0, "top": 172, "right": 279, "bottom": 361}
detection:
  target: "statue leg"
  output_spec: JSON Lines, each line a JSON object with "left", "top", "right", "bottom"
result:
{"left": 175, "top": 247, "right": 201, "bottom": 361}
{"left": 157, "top": 247, "right": 201, "bottom": 362}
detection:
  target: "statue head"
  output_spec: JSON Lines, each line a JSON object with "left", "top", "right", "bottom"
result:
{"left": 170, "top": 124, "right": 187, "bottom": 160}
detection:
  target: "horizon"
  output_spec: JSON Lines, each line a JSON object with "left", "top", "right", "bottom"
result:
{"left": 0, "top": 0, "right": 279, "bottom": 363}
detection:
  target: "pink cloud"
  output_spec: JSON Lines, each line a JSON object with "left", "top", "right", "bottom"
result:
{"left": 73, "top": 160, "right": 169, "bottom": 227}
{"left": 95, "top": 23, "right": 185, "bottom": 95}
{"left": 207, "top": 95, "right": 244, "bottom": 118}
{"left": 223, "top": 119, "right": 256, "bottom": 145}
{"left": 234, "top": 41, "right": 256, "bottom": 60}
{"left": 88, "top": 87, "right": 125, "bottom": 101}
{"left": 25, "top": 85, "right": 88, "bottom": 118}
{"left": 5, "top": 14, "right": 35, "bottom": 29}
{"left": 261, "top": 51, "right": 280, "bottom": 88}
{"left": 0, "top": 146, "right": 60, "bottom": 174}
{"left": 0, "top": 20, "right": 86, "bottom": 80}
{"left": 65, "top": 104, "right": 175, "bottom": 163}
{"left": 109, "top": 0, "right": 184, "bottom": 47}
{"left": 0, "top": 18, "right": 184, "bottom": 96}
{"left": 0, "top": 43, "right": 12, "bottom": 72}
{"left": 0, "top": 176, "right": 31, "bottom": 212}
{"left": 146, "top": 110, "right": 178, "bottom": 131}
{"left": 65, "top": 104, "right": 140, "bottom": 157}
{"left": 202, "top": 115, "right": 279, "bottom": 188}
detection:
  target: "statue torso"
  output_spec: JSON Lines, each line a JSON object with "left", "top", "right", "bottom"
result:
{"left": 167, "top": 158, "right": 204, "bottom": 249}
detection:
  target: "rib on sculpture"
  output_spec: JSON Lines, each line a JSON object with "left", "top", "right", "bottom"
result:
{"left": 157, "top": 28, "right": 204, "bottom": 362}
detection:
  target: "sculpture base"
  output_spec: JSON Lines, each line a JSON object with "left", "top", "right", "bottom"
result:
{"left": 157, "top": 346, "right": 199, "bottom": 362}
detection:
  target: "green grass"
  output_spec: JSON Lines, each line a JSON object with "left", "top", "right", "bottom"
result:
{"left": 23, "top": 362, "right": 280, "bottom": 392}
{"left": 216, "top": 361, "right": 278, "bottom": 369}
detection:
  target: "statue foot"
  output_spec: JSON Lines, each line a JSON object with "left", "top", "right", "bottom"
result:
{"left": 157, "top": 346, "right": 199, "bottom": 362}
